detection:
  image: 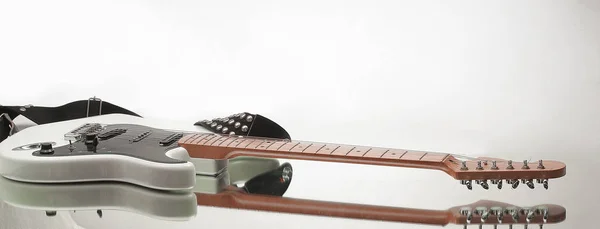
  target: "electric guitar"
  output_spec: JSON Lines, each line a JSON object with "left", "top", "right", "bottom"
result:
{"left": 0, "top": 112, "right": 566, "bottom": 191}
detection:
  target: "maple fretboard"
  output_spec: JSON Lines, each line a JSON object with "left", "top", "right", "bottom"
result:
{"left": 178, "top": 133, "right": 457, "bottom": 173}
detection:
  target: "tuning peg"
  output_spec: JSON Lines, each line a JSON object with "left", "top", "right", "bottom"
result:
{"left": 506, "top": 206, "right": 519, "bottom": 222}
{"left": 460, "top": 207, "right": 472, "bottom": 224}
{"left": 476, "top": 180, "right": 489, "bottom": 189}
{"left": 537, "top": 160, "right": 545, "bottom": 169}
{"left": 506, "top": 160, "right": 514, "bottom": 169}
{"left": 522, "top": 160, "right": 530, "bottom": 169}
{"left": 543, "top": 179, "right": 548, "bottom": 189}
{"left": 461, "top": 180, "right": 473, "bottom": 190}
{"left": 526, "top": 179, "right": 535, "bottom": 189}
{"left": 507, "top": 179, "right": 520, "bottom": 189}
{"left": 476, "top": 161, "right": 484, "bottom": 170}
{"left": 461, "top": 161, "right": 468, "bottom": 170}
{"left": 491, "top": 160, "right": 499, "bottom": 170}
{"left": 490, "top": 207, "right": 504, "bottom": 224}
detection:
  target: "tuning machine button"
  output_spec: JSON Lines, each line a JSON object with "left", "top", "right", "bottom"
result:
{"left": 85, "top": 133, "right": 99, "bottom": 151}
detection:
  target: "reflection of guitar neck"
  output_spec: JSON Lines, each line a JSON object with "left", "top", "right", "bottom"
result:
{"left": 179, "top": 133, "right": 566, "bottom": 182}
{"left": 196, "top": 187, "right": 566, "bottom": 227}
{"left": 196, "top": 187, "right": 450, "bottom": 225}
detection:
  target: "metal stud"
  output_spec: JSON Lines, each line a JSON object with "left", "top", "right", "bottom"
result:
{"left": 522, "top": 160, "right": 530, "bottom": 169}
{"left": 241, "top": 125, "right": 249, "bottom": 132}
{"left": 222, "top": 127, "right": 229, "bottom": 134}
{"left": 476, "top": 161, "right": 484, "bottom": 170}
{"left": 240, "top": 114, "right": 246, "bottom": 119}
{"left": 216, "top": 125, "right": 223, "bottom": 131}
{"left": 229, "top": 131, "right": 236, "bottom": 135}
{"left": 507, "top": 160, "right": 514, "bottom": 169}
{"left": 234, "top": 122, "right": 241, "bottom": 129}
{"left": 537, "top": 160, "right": 545, "bottom": 169}
{"left": 246, "top": 115, "right": 253, "bottom": 122}
{"left": 228, "top": 119, "right": 235, "bottom": 125}
{"left": 211, "top": 123, "right": 218, "bottom": 128}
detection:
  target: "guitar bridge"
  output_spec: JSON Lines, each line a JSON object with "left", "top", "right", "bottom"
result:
{"left": 64, "top": 123, "right": 104, "bottom": 142}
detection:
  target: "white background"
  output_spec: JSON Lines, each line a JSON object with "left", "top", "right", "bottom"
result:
{"left": 1, "top": 0, "right": 599, "bottom": 228}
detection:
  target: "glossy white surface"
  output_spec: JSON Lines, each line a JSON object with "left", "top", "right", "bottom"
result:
{"left": 1, "top": 0, "right": 599, "bottom": 228}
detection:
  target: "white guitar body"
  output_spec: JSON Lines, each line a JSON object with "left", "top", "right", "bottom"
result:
{"left": 0, "top": 114, "right": 215, "bottom": 191}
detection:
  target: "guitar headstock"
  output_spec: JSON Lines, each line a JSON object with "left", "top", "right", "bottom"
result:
{"left": 448, "top": 200, "right": 566, "bottom": 228}
{"left": 446, "top": 157, "right": 566, "bottom": 190}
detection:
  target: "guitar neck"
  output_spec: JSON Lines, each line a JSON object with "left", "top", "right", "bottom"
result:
{"left": 179, "top": 133, "right": 455, "bottom": 174}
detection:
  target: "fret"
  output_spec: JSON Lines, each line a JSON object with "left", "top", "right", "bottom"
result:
{"left": 237, "top": 139, "right": 255, "bottom": 148}
{"left": 400, "top": 151, "right": 427, "bottom": 161}
{"left": 198, "top": 135, "right": 218, "bottom": 145}
{"left": 381, "top": 149, "right": 407, "bottom": 159}
{"left": 331, "top": 145, "right": 355, "bottom": 156}
{"left": 364, "top": 148, "right": 389, "bottom": 158}
{"left": 219, "top": 137, "right": 238, "bottom": 147}
{"left": 179, "top": 134, "right": 195, "bottom": 144}
{"left": 315, "top": 145, "right": 339, "bottom": 155}
{"left": 256, "top": 140, "right": 276, "bottom": 150}
{"left": 347, "top": 147, "right": 372, "bottom": 157}
{"left": 189, "top": 134, "right": 209, "bottom": 145}
{"left": 278, "top": 142, "right": 300, "bottom": 152}
{"left": 205, "top": 136, "right": 226, "bottom": 146}
{"left": 266, "top": 141, "right": 287, "bottom": 151}
{"left": 290, "top": 142, "right": 312, "bottom": 153}
{"left": 245, "top": 140, "right": 265, "bottom": 149}
{"left": 210, "top": 136, "right": 228, "bottom": 146}
{"left": 303, "top": 143, "right": 326, "bottom": 154}
{"left": 420, "top": 153, "right": 448, "bottom": 162}
{"left": 228, "top": 138, "right": 246, "bottom": 147}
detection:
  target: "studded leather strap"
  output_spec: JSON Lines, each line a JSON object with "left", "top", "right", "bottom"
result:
{"left": 194, "top": 112, "right": 291, "bottom": 140}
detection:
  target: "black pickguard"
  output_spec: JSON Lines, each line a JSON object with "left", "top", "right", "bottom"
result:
{"left": 32, "top": 124, "right": 188, "bottom": 164}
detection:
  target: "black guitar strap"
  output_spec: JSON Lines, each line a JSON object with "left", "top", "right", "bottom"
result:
{"left": 0, "top": 98, "right": 142, "bottom": 143}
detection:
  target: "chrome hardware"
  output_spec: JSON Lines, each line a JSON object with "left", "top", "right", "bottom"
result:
{"left": 526, "top": 179, "right": 535, "bottom": 189}
{"left": 460, "top": 180, "right": 472, "bottom": 190}
{"left": 216, "top": 125, "right": 223, "bottom": 131}
{"left": 240, "top": 114, "right": 246, "bottom": 119}
{"left": 228, "top": 119, "right": 235, "bottom": 125}
{"left": 491, "top": 161, "right": 498, "bottom": 170}
{"left": 222, "top": 127, "right": 229, "bottom": 134}
{"left": 507, "top": 160, "right": 514, "bottom": 169}
{"left": 460, "top": 161, "right": 468, "bottom": 170}
{"left": 210, "top": 123, "right": 218, "bottom": 128}
{"left": 234, "top": 122, "right": 241, "bottom": 129}
{"left": 522, "top": 160, "right": 530, "bottom": 169}
{"left": 506, "top": 206, "right": 519, "bottom": 221}
{"left": 246, "top": 115, "right": 253, "bottom": 122}
{"left": 543, "top": 179, "right": 548, "bottom": 189}
{"left": 241, "top": 125, "right": 249, "bottom": 132}
{"left": 537, "top": 160, "right": 545, "bottom": 169}
{"left": 478, "top": 180, "right": 489, "bottom": 189}
{"left": 476, "top": 161, "right": 484, "bottom": 170}
{"left": 86, "top": 96, "right": 103, "bottom": 117}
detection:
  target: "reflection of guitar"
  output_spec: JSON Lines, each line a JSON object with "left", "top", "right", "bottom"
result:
{"left": 0, "top": 156, "right": 566, "bottom": 228}
{"left": 0, "top": 112, "right": 565, "bottom": 191}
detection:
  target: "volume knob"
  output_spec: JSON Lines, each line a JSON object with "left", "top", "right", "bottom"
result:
{"left": 39, "top": 143, "right": 54, "bottom": 154}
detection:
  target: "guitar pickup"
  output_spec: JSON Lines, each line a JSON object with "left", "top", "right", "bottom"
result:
{"left": 159, "top": 133, "right": 184, "bottom": 146}
{"left": 98, "top": 128, "right": 127, "bottom": 140}
{"left": 130, "top": 131, "right": 152, "bottom": 143}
